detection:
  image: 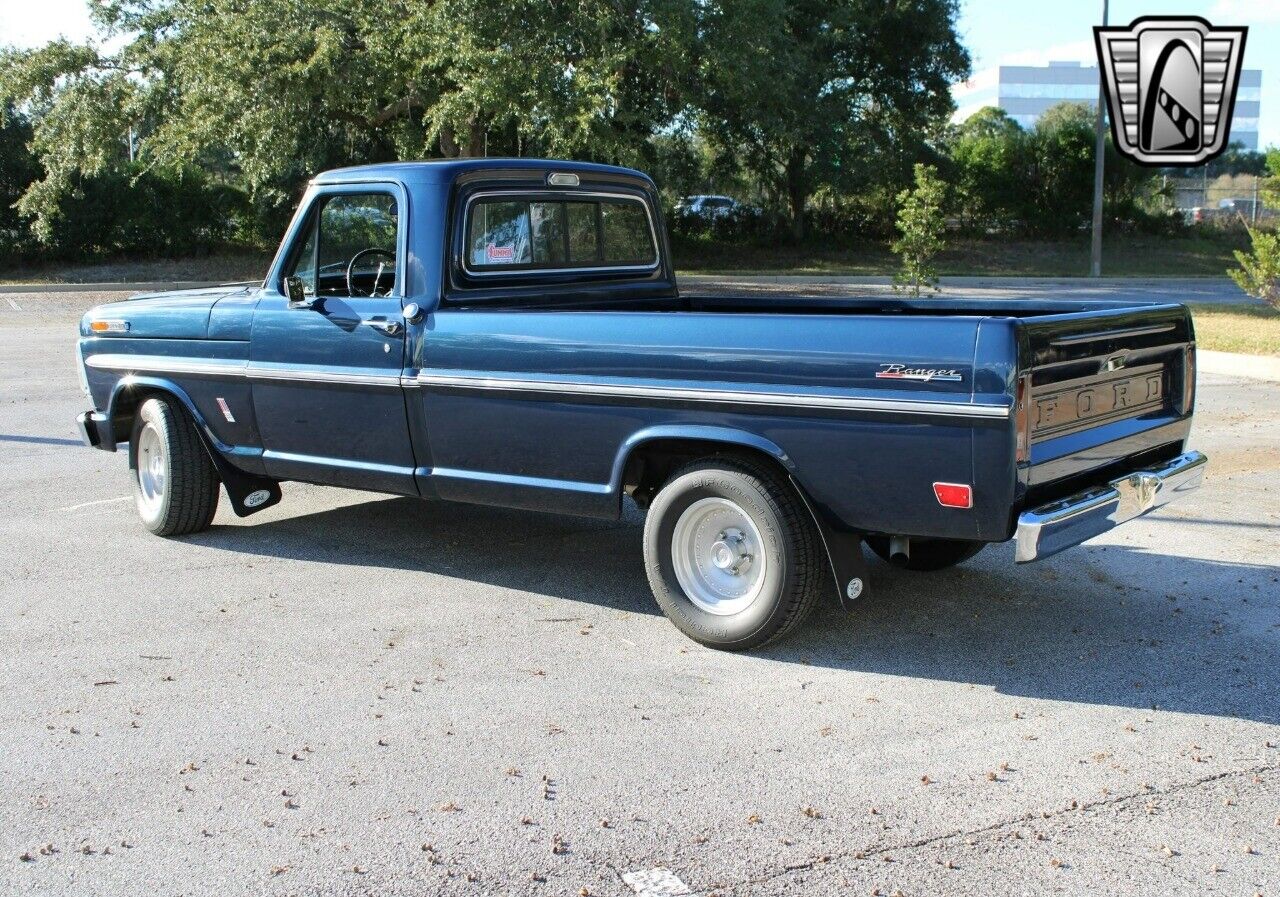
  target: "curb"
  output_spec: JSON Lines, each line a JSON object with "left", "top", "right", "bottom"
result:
{"left": 677, "top": 274, "right": 1239, "bottom": 289}
{"left": 3, "top": 275, "right": 1239, "bottom": 293}
{"left": 1198, "top": 350, "right": 1280, "bottom": 382}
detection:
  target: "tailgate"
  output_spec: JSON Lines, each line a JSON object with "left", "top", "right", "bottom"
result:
{"left": 1016, "top": 303, "right": 1195, "bottom": 504}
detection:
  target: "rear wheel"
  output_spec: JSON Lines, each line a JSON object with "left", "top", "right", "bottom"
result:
{"left": 129, "top": 396, "right": 220, "bottom": 536}
{"left": 865, "top": 536, "right": 984, "bottom": 571}
{"left": 643, "top": 457, "right": 823, "bottom": 650}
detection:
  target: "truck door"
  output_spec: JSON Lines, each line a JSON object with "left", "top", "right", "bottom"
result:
{"left": 250, "top": 185, "right": 416, "bottom": 495}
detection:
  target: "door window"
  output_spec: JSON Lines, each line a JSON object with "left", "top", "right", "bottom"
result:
{"left": 287, "top": 192, "right": 399, "bottom": 297}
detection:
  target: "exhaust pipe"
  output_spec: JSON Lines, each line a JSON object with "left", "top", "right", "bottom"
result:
{"left": 888, "top": 535, "right": 911, "bottom": 566}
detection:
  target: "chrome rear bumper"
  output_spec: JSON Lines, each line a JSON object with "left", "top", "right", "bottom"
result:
{"left": 1015, "top": 451, "right": 1207, "bottom": 563}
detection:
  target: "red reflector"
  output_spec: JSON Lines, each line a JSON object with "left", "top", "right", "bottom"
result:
{"left": 933, "top": 482, "right": 972, "bottom": 509}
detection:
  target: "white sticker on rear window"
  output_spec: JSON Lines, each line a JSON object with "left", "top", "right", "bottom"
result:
{"left": 486, "top": 243, "right": 516, "bottom": 263}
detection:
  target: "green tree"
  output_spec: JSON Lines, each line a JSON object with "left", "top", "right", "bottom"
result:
{"left": 949, "top": 107, "right": 1027, "bottom": 231}
{"left": 891, "top": 163, "right": 946, "bottom": 297}
{"left": 697, "top": 0, "right": 968, "bottom": 239}
{"left": 1023, "top": 101, "right": 1095, "bottom": 236}
{"left": 0, "top": 103, "right": 41, "bottom": 262}
{"left": 1, "top": 0, "right": 696, "bottom": 238}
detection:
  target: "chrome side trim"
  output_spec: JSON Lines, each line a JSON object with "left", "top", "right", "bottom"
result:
{"left": 427, "top": 465, "right": 612, "bottom": 495}
{"left": 87, "top": 354, "right": 247, "bottom": 377}
{"left": 247, "top": 363, "right": 402, "bottom": 388}
{"left": 414, "top": 371, "right": 1011, "bottom": 419}
{"left": 261, "top": 449, "right": 416, "bottom": 476}
{"left": 86, "top": 354, "right": 401, "bottom": 388}
{"left": 1014, "top": 450, "right": 1207, "bottom": 563}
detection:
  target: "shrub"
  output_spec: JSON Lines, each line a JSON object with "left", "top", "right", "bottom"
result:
{"left": 26, "top": 164, "right": 249, "bottom": 260}
{"left": 892, "top": 163, "right": 946, "bottom": 297}
{"left": 1229, "top": 225, "right": 1280, "bottom": 310}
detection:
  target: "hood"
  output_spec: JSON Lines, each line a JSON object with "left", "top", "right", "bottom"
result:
{"left": 80, "top": 284, "right": 257, "bottom": 340}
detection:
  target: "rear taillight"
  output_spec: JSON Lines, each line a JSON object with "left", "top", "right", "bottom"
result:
{"left": 1014, "top": 373, "right": 1032, "bottom": 463}
{"left": 1182, "top": 345, "right": 1196, "bottom": 414}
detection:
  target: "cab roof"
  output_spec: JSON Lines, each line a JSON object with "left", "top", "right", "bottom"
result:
{"left": 312, "top": 158, "right": 652, "bottom": 187}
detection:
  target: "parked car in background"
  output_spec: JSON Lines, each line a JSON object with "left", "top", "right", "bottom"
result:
{"left": 1183, "top": 200, "right": 1275, "bottom": 226}
{"left": 676, "top": 194, "right": 741, "bottom": 219}
{"left": 75, "top": 159, "right": 1207, "bottom": 651}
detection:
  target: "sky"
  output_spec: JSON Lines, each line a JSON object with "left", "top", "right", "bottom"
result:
{"left": 1, "top": 0, "right": 1277, "bottom": 150}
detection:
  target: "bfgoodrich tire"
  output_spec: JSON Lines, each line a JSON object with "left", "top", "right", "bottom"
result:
{"left": 129, "top": 396, "right": 220, "bottom": 536}
{"left": 865, "top": 536, "right": 984, "bottom": 571}
{"left": 643, "top": 457, "right": 824, "bottom": 651}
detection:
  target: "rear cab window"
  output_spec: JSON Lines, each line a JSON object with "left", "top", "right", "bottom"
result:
{"left": 464, "top": 193, "right": 658, "bottom": 274}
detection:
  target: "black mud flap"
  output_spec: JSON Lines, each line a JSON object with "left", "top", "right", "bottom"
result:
{"left": 201, "top": 444, "right": 282, "bottom": 517}
{"left": 791, "top": 476, "right": 869, "bottom": 610}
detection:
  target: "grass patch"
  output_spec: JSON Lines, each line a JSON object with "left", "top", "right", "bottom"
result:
{"left": 674, "top": 231, "right": 1249, "bottom": 277}
{"left": 1188, "top": 303, "right": 1280, "bottom": 357}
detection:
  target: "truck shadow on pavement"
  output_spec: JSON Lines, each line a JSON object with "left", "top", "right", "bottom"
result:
{"left": 193, "top": 493, "right": 1280, "bottom": 725}
{"left": 790, "top": 544, "right": 1279, "bottom": 725}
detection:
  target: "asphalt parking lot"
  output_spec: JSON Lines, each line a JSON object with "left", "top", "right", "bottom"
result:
{"left": 1, "top": 286, "right": 1277, "bottom": 897}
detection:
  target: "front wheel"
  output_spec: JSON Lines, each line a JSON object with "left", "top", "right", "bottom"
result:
{"left": 130, "top": 396, "right": 220, "bottom": 536}
{"left": 865, "top": 536, "right": 984, "bottom": 571}
{"left": 643, "top": 458, "right": 824, "bottom": 651}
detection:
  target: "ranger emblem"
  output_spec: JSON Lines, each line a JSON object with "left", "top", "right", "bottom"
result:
{"left": 875, "top": 363, "right": 962, "bottom": 383}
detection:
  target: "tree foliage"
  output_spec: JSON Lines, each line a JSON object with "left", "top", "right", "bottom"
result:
{"left": 1, "top": 0, "right": 697, "bottom": 244}
{"left": 2, "top": 0, "right": 971, "bottom": 258}
{"left": 1261, "top": 148, "right": 1280, "bottom": 212}
{"left": 946, "top": 101, "right": 1179, "bottom": 238}
{"left": 0, "top": 104, "right": 41, "bottom": 262}
{"left": 697, "top": 0, "right": 968, "bottom": 238}
{"left": 949, "top": 107, "right": 1026, "bottom": 230}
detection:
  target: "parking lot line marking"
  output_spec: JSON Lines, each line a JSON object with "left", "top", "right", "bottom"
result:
{"left": 57, "top": 496, "right": 131, "bottom": 512}
{"left": 6, "top": 298, "right": 20, "bottom": 310}
{"left": 622, "top": 868, "right": 691, "bottom": 897}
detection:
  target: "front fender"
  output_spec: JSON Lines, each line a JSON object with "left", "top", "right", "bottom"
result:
{"left": 104, "top": 376, "right": 279, "bottom": 517}
{"left": 106, "top": 375, "right": 219, "bottom": 449}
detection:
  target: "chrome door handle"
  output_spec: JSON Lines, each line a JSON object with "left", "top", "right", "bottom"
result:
{"left": 362, "top": 319, "right": 402, "bottom": 336}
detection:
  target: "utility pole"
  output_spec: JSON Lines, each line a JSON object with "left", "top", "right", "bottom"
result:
{"left": 1089, "top": 0, "right": 1109, "bottom": 277}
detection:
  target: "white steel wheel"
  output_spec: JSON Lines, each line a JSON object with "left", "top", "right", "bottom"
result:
{"left": 670, "top": 497, "right": 768, "bottom": 616}
{"left": 129, "top": 396, "right": 220, "bottom": 537}
{"left": 643, "top": 456, "right": 824, "bottom": 651}
{"left": 135, "top": 420, "right": 168, "bottom": 519}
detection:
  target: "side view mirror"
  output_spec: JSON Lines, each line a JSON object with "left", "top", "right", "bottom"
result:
{"left": 285, "top": 275, "right": 315, "bottom": 309}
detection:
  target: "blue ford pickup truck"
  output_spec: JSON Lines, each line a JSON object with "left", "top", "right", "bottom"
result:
{"left": 76, "top": 159, "right": 1207, "bottom": 650}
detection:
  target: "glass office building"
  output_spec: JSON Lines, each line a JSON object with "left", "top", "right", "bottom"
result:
{"left": 953, "top": 61, "right": 1262, "bottom": 150}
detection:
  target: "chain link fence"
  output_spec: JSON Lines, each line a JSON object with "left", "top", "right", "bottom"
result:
{"left": 1167, "top": 174, "right": 1276, "bottom": 226}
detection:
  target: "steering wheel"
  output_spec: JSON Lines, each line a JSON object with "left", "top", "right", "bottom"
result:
{"left": 346, "top": 248, "right": 396, "bottom": 297}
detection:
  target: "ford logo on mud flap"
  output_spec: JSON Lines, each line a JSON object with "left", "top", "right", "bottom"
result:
{"left": 244, "top": 490, "right": 272, "bottom": 509}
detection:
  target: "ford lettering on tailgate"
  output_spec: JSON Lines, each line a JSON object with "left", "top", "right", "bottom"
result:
{"left": 1032, "top": 364, "right": 1165, "bottom": 441}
